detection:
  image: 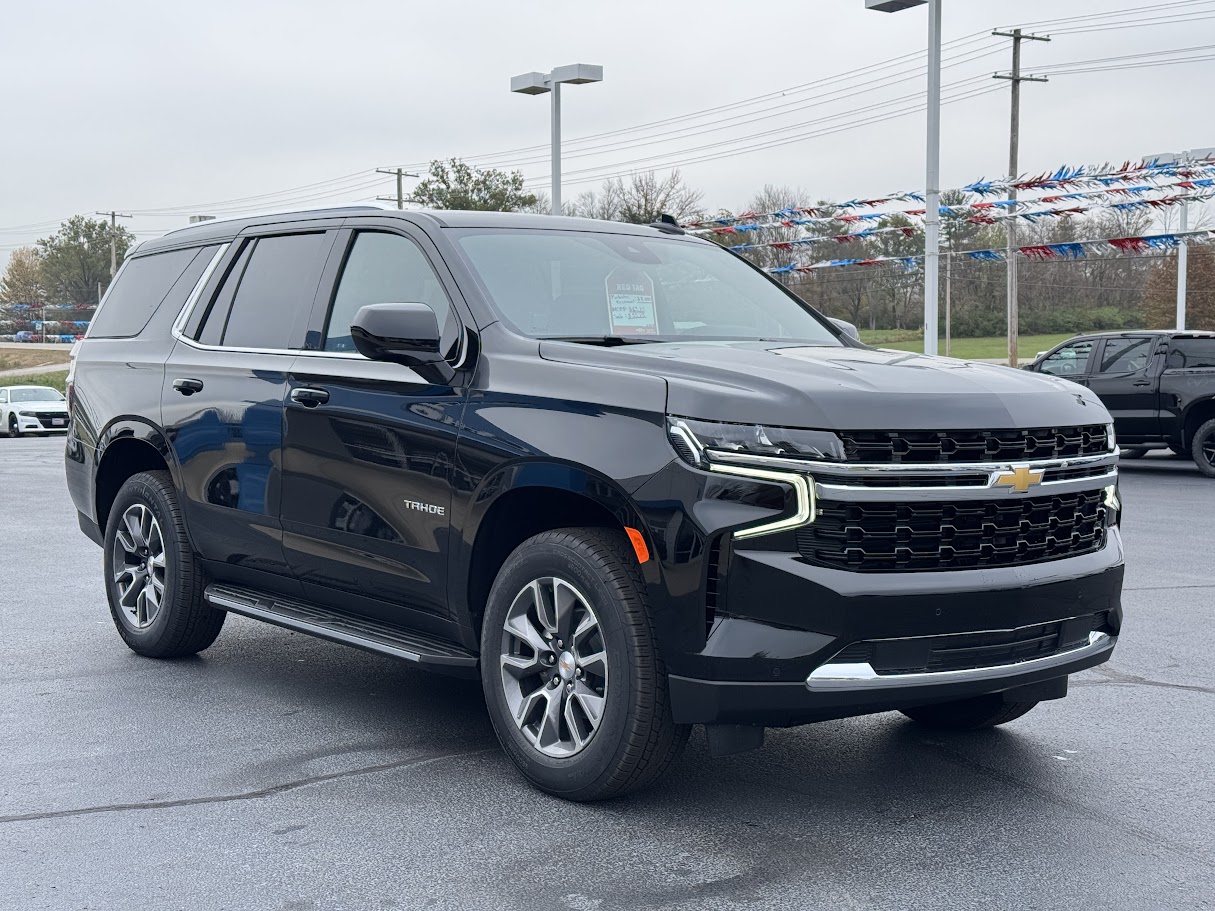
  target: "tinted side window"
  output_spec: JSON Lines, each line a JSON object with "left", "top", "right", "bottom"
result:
{"left": 88, "top": 247, "right": 203, "bottom": 338}
{"left": 1096, "top": 337, "right": 1153, "bottom": 374}
{"left": 1038, "top": 340, "right": 1093, "bottom": 377}
{"left": 219, "top": 233, "right": 330, "bottom": 349}
{"left": 195, "top": 241, "right": 254, "bottom": 346}
{"left": 1167, "top": 338, "right": 1215, "bottom": 369}
{"left": 324, "top": 232, "right": 455, "bottom": 353}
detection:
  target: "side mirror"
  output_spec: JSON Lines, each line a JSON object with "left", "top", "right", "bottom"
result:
{"left": 829, "top": 317, "right": 860, "bottom": 340}
{"left": 350, "top": 303, "right": 454, "bottom": 384}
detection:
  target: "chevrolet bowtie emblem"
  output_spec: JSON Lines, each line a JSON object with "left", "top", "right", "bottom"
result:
{"left": 993, "top": 465, "right": 1045, "bottom": 493}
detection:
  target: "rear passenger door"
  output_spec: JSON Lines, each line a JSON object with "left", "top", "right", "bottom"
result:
{"left": 163, "top": 225, "right": 337, "bottom": 590}
{"left": 278, "top": 223, "right": 470, "bottom": 628}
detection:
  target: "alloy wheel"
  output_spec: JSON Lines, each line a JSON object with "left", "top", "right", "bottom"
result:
{"left": 499, "top": 577, "right": 609, "bottom": 758}
{"left": 111, "top": 504, "right": 167, "bottom": 629}
{"left": 1202, "top": 429, "right": 1215, "bottom": 470}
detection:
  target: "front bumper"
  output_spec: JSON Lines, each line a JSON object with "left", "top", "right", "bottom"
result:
{"left": 667, "top": 530, "right": 1124, "bottom": 727}
{"left": 15, "top": 415, "right": 68, "bottom": 432}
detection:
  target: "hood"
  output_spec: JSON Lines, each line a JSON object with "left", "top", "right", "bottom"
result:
{"left": 12, "top": 400, "right": 68, "bottom": 412}
{"left": 538, "top": 340, "right": 1109, "bottom": 431}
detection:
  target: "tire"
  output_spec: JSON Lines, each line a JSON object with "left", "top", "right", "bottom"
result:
{"left": 900, "top": 694, "right": 1039, "bottom": 730}
{"left": 480, "top": 527, "right": 689, "bottom": 801}
{"left": 103, "top": 470, "right": 225, "bottom": 658}
{"left": 7, "top": 415, "right": 20, "bottom": 438}
{"left": 1192, "top": 418, "right": 1215, "bottom": 478}
{"left": 1119, "top": 446, "right": 1147, "bottom": 459}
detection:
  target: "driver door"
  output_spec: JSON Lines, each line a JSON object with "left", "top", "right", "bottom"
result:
{"left": 278, "top": 224, "right": 469, "bottom": 627}
{"left": 1034, "top": 338, "right": 1096, "bottom": 385}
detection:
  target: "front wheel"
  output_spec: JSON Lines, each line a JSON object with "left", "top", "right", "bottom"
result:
{"left": 901, "top": 694, "right": 1039, "bottom": 730}
{"left": 481, "top": 528, "right": 689, "bottom": 801}
{"left": 1119, "top": 446, "right": 1147, "bottom": 460}
{"left": 103, "top": 470, "right": 225, "bottom": 657}
{"left": 7, "top": 415, "right": 20, "bottom": 438}
{"left": 1192, "top": 419, "right": 1215, "bottom": 478}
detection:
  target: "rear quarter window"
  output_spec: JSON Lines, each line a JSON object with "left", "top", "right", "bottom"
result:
{"left": 88, "top": 246, "right": 214, "bottom": 339}
{"left": 1167, "top": 338, "right": 1215, "bottom": 369}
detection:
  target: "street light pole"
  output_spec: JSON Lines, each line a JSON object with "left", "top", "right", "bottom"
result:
{"left": 1145, "top": 147, "right": 1214, "bottom": 331}
{"left": 551, "top": 81, "right": 562, "bottom": 215}
{"left": 923, "top": 0, "right": 941, "bottom": 357}
{"left": 866, "top": 0, "right": 940, "bottom": 355}
{"left": 511, "top": 65, "right": 603, "bottom": 217}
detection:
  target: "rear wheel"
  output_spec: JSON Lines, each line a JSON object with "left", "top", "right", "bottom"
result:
{"left": 481, "top": 528, "right": 688, "bottom": 801}
{"left": 901, "top": 694, "right": 1039, "bottom": 730}
{"left": 1192, "top": 418, "right": 1215, "bottom": 478}
{"left": 103, "top": 470, "right": 225, "bottom": 657}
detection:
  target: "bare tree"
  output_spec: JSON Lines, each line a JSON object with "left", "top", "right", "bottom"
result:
{"left": 565, "top": 170, "right": 704, "bottom": 224}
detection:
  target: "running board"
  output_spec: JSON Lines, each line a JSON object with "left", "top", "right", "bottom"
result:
{"left": 205, "top": 583, "right": 478, "bottom": 676}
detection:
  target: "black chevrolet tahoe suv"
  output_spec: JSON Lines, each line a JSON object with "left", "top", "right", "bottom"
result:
{"left": 65, "top": 208, "right": 1124, "bottom": 800}
{"left": 1025, "top": 330, "right": 1215, "bottom": 476}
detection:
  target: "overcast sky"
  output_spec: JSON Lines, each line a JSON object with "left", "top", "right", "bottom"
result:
{"left": 2, "top": 0, "right": 1213, "bottom": 266}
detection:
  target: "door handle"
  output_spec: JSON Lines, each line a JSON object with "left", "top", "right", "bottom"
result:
{"left": 172, "top": 378, "right": 204, "bottom": 396}
{"left": 1132, "top": 380, "right": 1152, "bottom": 386}
{"left": 290, "top": 387, "right": 330, "bottom": 407}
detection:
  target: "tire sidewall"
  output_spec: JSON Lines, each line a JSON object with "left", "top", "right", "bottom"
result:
{"left": 1192, "top": 419, "right": 1215, "bottom": 478}
{"left": 481, "top": 534, "right": 639, "bottom": 796}
{"left": 103, "top": 474, "right": 185, "bottom": 652}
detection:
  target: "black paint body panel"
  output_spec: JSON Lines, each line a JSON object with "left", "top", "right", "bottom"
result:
{"left": 67, "top": 207, "right": 1126, "bottom": 729}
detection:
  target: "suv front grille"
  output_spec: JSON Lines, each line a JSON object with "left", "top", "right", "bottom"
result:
{"left": 797, "top": 489, "right": 1106, "bottom": 572}
{"left": 827, "top": 612, "right": 1108, "bottom": 675}
{"left": 836, "top": 425, "right": 1110, "bottom": 464}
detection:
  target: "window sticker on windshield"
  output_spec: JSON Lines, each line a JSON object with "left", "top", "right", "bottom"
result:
{"left": 605, "top": 269, "right": 658, "bottom": 335}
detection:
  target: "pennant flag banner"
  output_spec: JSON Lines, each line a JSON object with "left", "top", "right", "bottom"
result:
{"left": 768, "top": 230, "right": 1212, "bottom": 275}
{"left": 690, "top": 178, "right": 1215, "bottom": 235}
{"left": 725, "top": 192, "right": 1215, "bottom": 254}
{"left": 685, "top": 160, "right": 1215, "bottom": 231}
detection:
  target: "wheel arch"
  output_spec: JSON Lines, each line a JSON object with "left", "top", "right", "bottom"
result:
{"left": 456, "top": 460, "right": 656, "bottom": 641}
{"left": 1181, "top": 396, "right": 1215, "bottom": 448}
{"left": 94, "top": 419, "right": 181, "bottom": 536}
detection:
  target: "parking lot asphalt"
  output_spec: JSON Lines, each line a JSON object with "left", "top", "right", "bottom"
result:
{"left": 0, "top": 436, "right": 1212, "bottom": 911}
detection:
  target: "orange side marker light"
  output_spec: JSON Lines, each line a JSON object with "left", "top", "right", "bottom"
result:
{"left": 624, "top": 526, "right": 650, "bottom": 564}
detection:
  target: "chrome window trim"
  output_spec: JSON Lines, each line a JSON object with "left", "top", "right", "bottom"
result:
{"left": 806, "top": 631, "right": 1114, "bottom": 691}
{"left": 707, "top": 462, "right": 814, "bottom": 540}
{"left": 171, "top": 243, "right": 230, "bottom": 341}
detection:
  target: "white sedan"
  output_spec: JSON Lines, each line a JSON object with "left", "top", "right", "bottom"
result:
{"left": 0, "top": 385, "right": 69, "bottom": 437}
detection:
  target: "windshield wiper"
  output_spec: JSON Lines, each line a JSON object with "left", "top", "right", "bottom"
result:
{"left": 540, "top": 335, "right": 664, "bottom": 346}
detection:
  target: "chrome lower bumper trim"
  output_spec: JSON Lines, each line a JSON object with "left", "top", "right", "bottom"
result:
{"left": 805, "top": 631, "right": 1115, "bottom": 691}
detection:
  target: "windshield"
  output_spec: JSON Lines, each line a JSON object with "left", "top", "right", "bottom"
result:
{"left": 453, "top": 229, "right": 841, "bottom": 345}
{"left": 10, "top": 387, "right": 64, "bottom": 403}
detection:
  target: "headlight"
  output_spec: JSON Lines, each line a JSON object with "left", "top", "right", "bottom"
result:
{"left": 1106, "top": 423, "right": 1116, "bottom": 453}
{"left": 668, "top": 417, "right": 845, "bottom": 468}
{"left": 17, "top": 410, "right": 35, "bottom": 417}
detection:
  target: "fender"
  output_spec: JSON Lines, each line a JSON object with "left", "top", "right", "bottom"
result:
{"left": 96, "top": 416, "right": 183, "bottom": 491}
{"left": 448, "top": 457, "right": 666, "bottom": 644}
{"left": 1179, "top": 393, "right": 1215, "bottom": 441}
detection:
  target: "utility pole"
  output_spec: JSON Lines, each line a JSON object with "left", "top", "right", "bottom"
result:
{"left": 376, "top": 168, "right": 419, "bottom": 209}
{"left": 95, "top": 211, "right": 132, "bottom": 277}
{"left": 993, "top": 28, "right": 1049, "bottom": 367}
{"left": 944, "top": 232, "right": 953, "bottom": 357}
